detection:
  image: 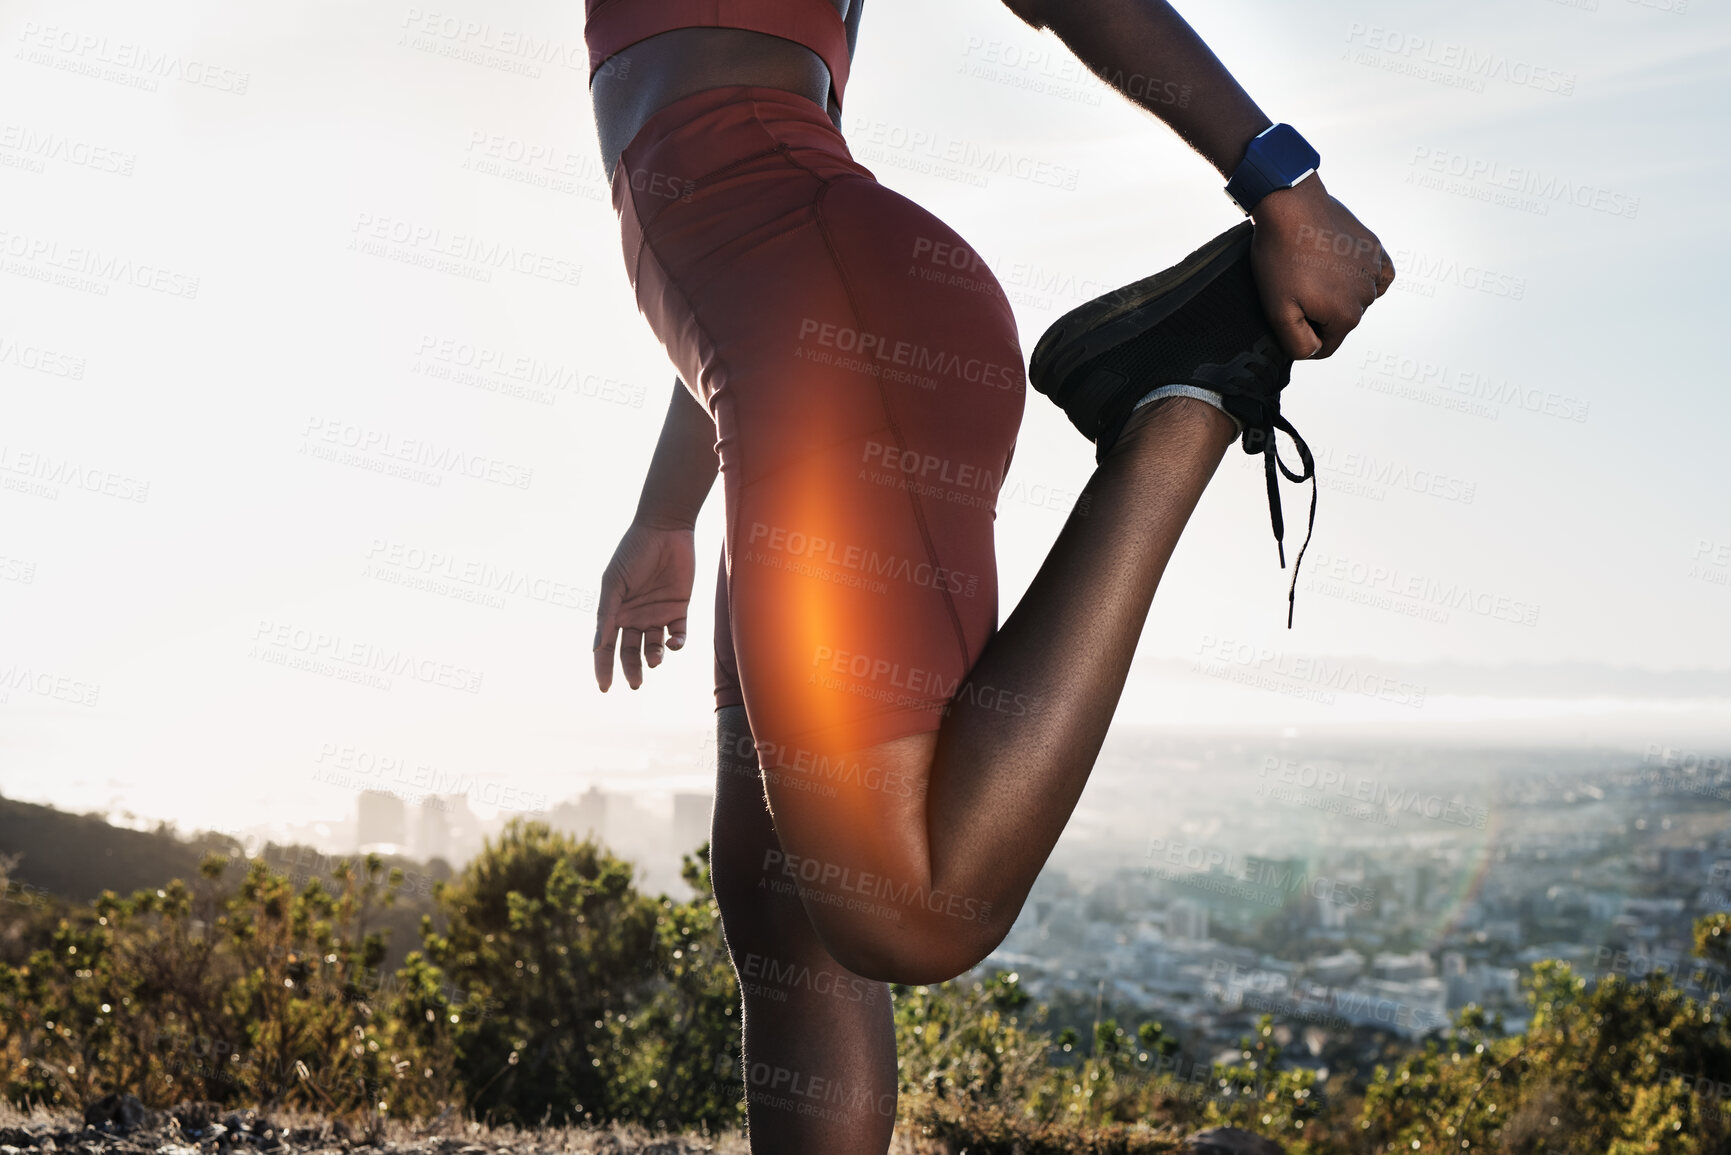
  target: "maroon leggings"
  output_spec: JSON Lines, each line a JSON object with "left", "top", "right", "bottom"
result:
{"left": 612, "top": 85, "right": 1025, "bottom": 755}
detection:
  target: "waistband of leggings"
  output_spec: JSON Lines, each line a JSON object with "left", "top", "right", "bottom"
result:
{"left": 613, "top": 84, "right": 836, "bottom": 182}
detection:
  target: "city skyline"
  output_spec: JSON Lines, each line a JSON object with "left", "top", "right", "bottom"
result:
{"left": 2, "top": 0, "right": 1729, "bottom": 828}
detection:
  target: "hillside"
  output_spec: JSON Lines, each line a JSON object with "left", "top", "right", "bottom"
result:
{"left": 0, "top": 795, "right": 446, "bottom": 970}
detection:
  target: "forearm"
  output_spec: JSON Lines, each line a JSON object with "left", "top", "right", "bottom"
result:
{"left": 633, "top": 378, "right": 719, "bottom": 530}
{"left": 1015, "top": 0, "right": 1271, "bottom": 178}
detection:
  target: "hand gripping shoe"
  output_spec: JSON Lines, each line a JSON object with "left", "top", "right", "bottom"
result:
{"left": 1027, "top": 221, "right": 1318, "bottom": 627}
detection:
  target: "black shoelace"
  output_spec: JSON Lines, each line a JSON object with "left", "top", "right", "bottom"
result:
{"left": 1251, "top": 414, "right": 1317, "bottom": 629}
{"left": 1219, "top": 344, "right": 1319, "bottom": 628}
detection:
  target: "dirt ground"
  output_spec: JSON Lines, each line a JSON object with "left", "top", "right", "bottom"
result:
{"left": 0, "top": 1099, "right": 747, "bottom": 1155}
{"left": 0, "top": 1097, "right": 1277, "bottom": 1155}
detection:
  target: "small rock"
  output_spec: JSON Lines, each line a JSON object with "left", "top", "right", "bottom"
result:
{"left": 1184, "top": 1127, "right": 1287, "bottom": 1155}
{"left": 167, "top": 1106, "right": 222, "bottom": 1138}
{"left": 83, "top": 1094, "right": 149, "bottom": 1134}
{"left": 219, "top": 1112, "right": 269, "bottom": 1140}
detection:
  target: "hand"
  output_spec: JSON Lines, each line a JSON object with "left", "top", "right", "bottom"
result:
{"left": 1250, "top": 175, "right": 1395, "bottom": 360}
{"left": 594, "top": 521, "right": 697, "bottom": 691}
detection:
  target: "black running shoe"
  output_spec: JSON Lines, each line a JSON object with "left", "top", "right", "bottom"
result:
{"left": 1027, "top": 221, "right": 1319, "bottom": 627}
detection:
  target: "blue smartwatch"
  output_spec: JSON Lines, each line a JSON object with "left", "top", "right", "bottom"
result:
{"left": 1225, "top": 124, "right": 1320, "bottom": 215}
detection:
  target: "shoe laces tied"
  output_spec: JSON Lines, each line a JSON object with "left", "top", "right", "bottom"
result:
{"left": 1219, "top": 349, "right": 1317, "bottom": 629}
{"left": 1256, "top": 414, "right": 1316, "bottom": 629}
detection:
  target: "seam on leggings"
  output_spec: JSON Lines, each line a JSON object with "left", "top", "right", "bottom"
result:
{"left": 679, "top": 144, "right": 788, "bottom": 196}
{"left": 794, "top": 150, "right": 973, "bottom": 676}
{"left": 629, "top": 181, "right": 740, "bottom": 576}
{"left": 631, "top": 91, "right": 778, "bottom": 162}
{"left": 632, "top": 117, "right": 819, "bottom": 738}
{"left": 665, "top": 105, "right": 828, "bottom": 312}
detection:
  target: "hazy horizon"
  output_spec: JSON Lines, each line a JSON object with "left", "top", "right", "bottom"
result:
{"left": 4, "top": 0, "right": 1729, "bottom": 831}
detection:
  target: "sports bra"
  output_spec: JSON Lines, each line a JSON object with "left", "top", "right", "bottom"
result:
{"left": 585, "top": 0, "right": 852, "bottom": 110}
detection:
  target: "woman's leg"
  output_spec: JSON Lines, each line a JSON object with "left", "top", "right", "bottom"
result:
{"left": 611, "top": 88, "right": 1239, "bottom": 984}
{"left": 755, "top": 392, "right": 1239, "bottom": 982}
{"left": 710, "top": 705, "right": 898, "bottom": 1155}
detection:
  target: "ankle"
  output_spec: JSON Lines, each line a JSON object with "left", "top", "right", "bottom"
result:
{"left": 1133, "top": 384, "right": 1243, "bottom": 433}
{"left": 1108, "top": 393, "right": 1239, "bottom": 461}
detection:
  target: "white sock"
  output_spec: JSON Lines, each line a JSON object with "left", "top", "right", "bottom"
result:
{"left": 1131, "top": 383, "right": 1243, "bottom": 432}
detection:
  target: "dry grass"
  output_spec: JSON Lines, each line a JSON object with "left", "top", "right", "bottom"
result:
{"left": 0, "top": 1100, "right": 1009, "bottom": 1154}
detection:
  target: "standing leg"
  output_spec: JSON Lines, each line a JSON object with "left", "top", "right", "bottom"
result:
{"left": 710, "top": 705, "right": 898, "bottom": 1154}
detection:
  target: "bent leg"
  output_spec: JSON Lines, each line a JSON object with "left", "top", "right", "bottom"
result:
{"left": 612, "top": 86, "right": 1237, "bottom": 984}
{"left": 760, "top": 395, "right": 1238, "bottom": 981}
{"left": 710, "top": 706, "right": 898, "bottom": 1154}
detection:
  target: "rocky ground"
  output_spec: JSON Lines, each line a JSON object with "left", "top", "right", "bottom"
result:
{"left": 0, "top": 1097, "right": 742, "bottom": 1155}
{"left": 0, "top": 1096, "right": 1283, "bottom": 1155}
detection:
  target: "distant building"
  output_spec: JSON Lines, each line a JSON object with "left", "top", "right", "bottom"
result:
{"left": 1083, "top": 920, "right": 1120, "bottom": 953}
{"left": 1447, "top": 963, "right": 1520, "bottom": 1009}
{"left": 1316, "top": 895, "right": 1351, "bottom": 931}
{"left": 356, "top": 790, "right": 406, "bottom": 851}
{"left": 1045, "top": 902, "right": 1086, "bottom": 945}
{"left": 672, "top": 792, "right": 711, "bottom": 858}
{"left": 1659, "top": 848, "right": 1710, "bottom": 878}
{"left": 551, "top": 787, "right": 609, "bottom": 842}
{"left": 1481, "top": 919, "right": 1524, "bottom": 946}
{"left": 442, "top": 794, "right": 485, "bottom": 863}
{"left": 1373, "top": 951, "right": 1437, "bottom": 983}
{"left": 415, "top": 796, "right": 450, "bottom": 862}
{"left": 1167, "top": 899, "right": 1210, "bottom": 943}
{"left": 1622, "top": 896, "right": 1686, "bottom": 919}
{"left": 998, "top": 900, "right": 1045, "bottom": 954}
{"left": 1331, "top": 976, "right": 1449, "bottom": 1038}
{"left": 1308, "top": 948, "right": 1366, "bottom": 986}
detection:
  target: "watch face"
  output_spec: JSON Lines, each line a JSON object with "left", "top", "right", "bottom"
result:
{"left": 1227, "top": 125, "right": 1319, "bottom": 212}
{"left": 1256, "top": 126, "right": 1321, "bottom": 189}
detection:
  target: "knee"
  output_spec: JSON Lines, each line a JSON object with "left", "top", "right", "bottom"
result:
{"left": 814, "top": 905, "right": 1012, "bottom": 986}
{"left": 712, "top": 838, "right": 835, "bottom": 963}
{"left": 710, "top": 850, "right": 785, "bottom": 946}
{"left": 715, "top": 858, "right": 1012, "bottom": 983}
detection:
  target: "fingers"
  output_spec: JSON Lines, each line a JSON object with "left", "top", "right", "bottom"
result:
{"left": 593, "top": 627, "right": 616, "bottom": 692}
{"left": 593, "top": 614, "right": 684, "bottom": 690}
{"left": 593, "top": 588, "right": 621, "bottom": 692}
{"left": 1269, "top": 295, "right": 1324, "bottom": 360}
{"left": 1313, "top": 243, "right": 1383, "bottom": 357}
{"left": 1351, "top": 243, "right": 1389, "bottom": 308}
{"left": 1311, "top": 298, "right": 1366, "bottom": 360}
{"left": 620, "top": 628, "right": 645, "bottom": 689}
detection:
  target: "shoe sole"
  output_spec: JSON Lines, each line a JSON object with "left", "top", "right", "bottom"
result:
{"left": 1028, "top": 220, "right": 1256, "bottom": 412}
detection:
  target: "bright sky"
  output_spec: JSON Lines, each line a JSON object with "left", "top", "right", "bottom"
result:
{"left": 2, "top": 0, "right": 1728, "bottom": 834}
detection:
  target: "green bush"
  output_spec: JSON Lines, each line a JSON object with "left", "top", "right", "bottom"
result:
{"left": 0, "top": 820, "right": 741, "bottom": 1129}
{"left": 4, "top": 820, "right": 1731, "bottom": 1153}
{"left": 0, "top": 850, "right": 424, "bottom": 1115}
{"left": 401, "top": 820, "right": 741, "bottom": 1129}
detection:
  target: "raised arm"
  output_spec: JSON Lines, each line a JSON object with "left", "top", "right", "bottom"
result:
{"left": 1003, "top": 0, "right": 1394, "bottom": 359}
{"left": 828, "top": 0, "right": 866, "bottom": 128}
